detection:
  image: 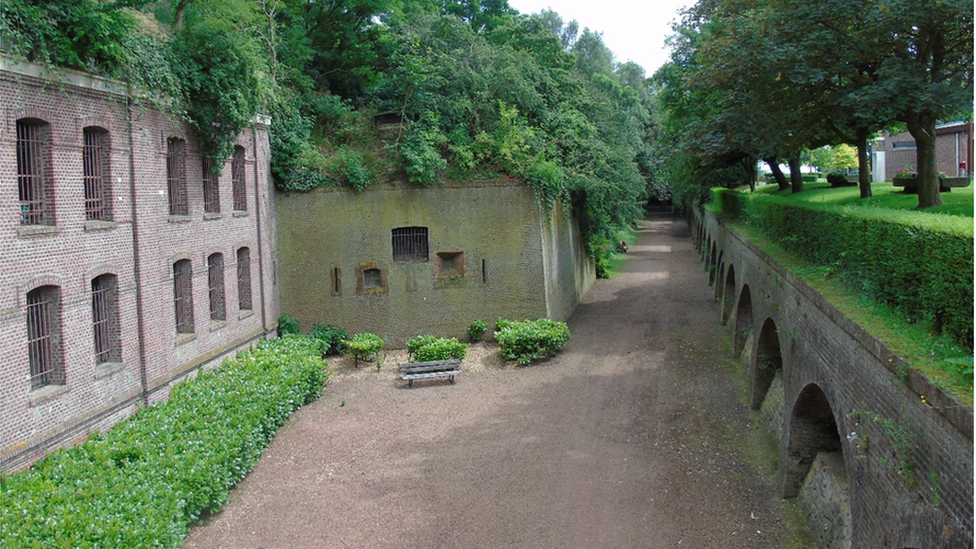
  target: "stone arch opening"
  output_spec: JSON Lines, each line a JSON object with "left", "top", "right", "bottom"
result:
{"left": 751, "top": 318, "right": 783, "bottom": 410}
{"left": 733, "top": 285, "right": 753, "bottom": 358}
{"left": 714, "top": 260, "right": 725, "bottom": 300}
{"left": 785, "top": 384, "right": 850, "bottom": 549}
{"left": 721, "top": 265, "right": 736, "bottom": 325}
{"left": 704, "top": 235, "right": 711, "bottom": 262}
{"left": 709, "top": 247, "right": 720, "bottom": 286}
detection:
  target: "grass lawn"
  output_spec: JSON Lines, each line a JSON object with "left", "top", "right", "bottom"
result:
{"left": 606, "top": 223, "right": 642, "bottom": 276}
{"left": 754, "top": 180, "right": 974, "bottom": 217}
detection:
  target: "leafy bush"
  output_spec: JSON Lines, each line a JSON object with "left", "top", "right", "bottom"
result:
{"left": 468, "top": 320, "right": 489, "bottom": 342}
{"left": 278, "top": 313, "right": 300, "bottom": 335}
{"left": 343, "top": 332, "right": 384, "bottom": 365}
{"left": 713, "top": 188, "right": 974, "bottom": 351}
{"left": 406, "top": 335, "right": 468, "bottom": 362}
{"left": 494, "top": 318, "right": 514, "bottom": 333}
{"left": 310, "top": 323, "right": 347, "bottom": 355}
{"left": 494, "top": 318, "right": 571, "bottom": 365}
{"left": 0, "top": 335, "right": 326, "bottom": 549}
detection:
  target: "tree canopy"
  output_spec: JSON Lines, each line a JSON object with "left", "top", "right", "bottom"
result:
{"left": 650, "top": 0, "right": 973, "bottom": 209}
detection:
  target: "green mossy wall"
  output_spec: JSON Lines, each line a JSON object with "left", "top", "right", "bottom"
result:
{"left": 276, "top": 181, "right": 594, "bottom": 345}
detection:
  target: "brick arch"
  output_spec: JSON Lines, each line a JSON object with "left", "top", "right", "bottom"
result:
{"left": 721, "top": 265, "right": 736, "bottom": 325}
{"left": 750, "top": 317, "right": 783, "bottom": 409}
{"left": 733, "top": 284, "right": 753, "bottom": 358}
{"left": 783, "top": 383, "right": 845, "bottom": 498}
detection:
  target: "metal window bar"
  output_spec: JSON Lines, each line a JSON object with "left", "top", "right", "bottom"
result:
{"left": 167, "top": 139, "right": 188, "bottom": 215}
{"left": 237, "top": 248, "right": 252, "bottom": 310}
{"left": 91, "top": 276, "right": 117, "bottom": 364}
{"left": 232, "top": 148, "right": 247, "bottom": 211}
{"left": 17, "top": 121, "right": 47, "bottom": 225}
{"left": 174, "top": 261, "right": 194, "bottom": 333}
{"left": 27, "top": 289, "right": 58, "bottom": 389}
{"left": 209, "top": 255, "right": 226, "bottom": 321}
{"left": 203, "top": 157, "right": 220, "bottom": 213}
{"left": 392, "top": 227, "right": 429, "bottom": 262}
{"left": 83, "top": 130, "right": 110, "bottom": 221}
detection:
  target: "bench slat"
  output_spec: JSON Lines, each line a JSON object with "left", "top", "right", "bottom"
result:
{"left": 401, "top": 370, "right": 461, "bottom": 380}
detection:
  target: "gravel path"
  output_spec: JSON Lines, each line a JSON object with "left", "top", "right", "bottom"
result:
{"left": 183, "top": 210, "right": 814, "bottom": 548}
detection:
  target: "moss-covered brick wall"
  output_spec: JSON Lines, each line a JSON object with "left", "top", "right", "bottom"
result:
{"left": 276, "top": 180, "right": 594, "bottom": 345}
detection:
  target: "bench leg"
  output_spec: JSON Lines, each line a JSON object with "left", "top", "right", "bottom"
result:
{"left": 408, "top": 379, "right": 414, "bottom": 388}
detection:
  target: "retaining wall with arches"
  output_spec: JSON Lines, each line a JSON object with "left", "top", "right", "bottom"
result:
{"left": 691, "top": 209, "right": 973, "bottom": 549}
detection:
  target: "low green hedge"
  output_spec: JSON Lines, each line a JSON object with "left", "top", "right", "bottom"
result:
{"left": 406, "top": 335, "right": 468, "bottom": 362}
{"left": 712, "top": 188, "right": 974, "bottom": 351}
{"left": 495, "top": 318, "right": 571, "bottom": 365}
{"left": 0, "top": 335, "right": 327, "bottom": 549}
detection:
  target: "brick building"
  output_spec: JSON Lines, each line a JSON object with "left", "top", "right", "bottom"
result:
{"left": 0, "top": 57, "right": 279, "bottom": 471}
{"left": 874, "top": 121, "right": 974, "bottom": 181}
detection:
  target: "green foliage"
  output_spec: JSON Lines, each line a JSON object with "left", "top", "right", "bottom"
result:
{"left": 494, "top": 318, "right": 571, "bottom": 365}
{"left": 406, "top": 335, "right": 468, "bottom": 362}
{"left": 343, "top": 332, "right": 385, "bottom": 363}
{"left": 468, "top": 320, "right": 489, "bottom": 341}
{"left": 0, "top": 335, "right": 326, "bottom": 548}
{"left": 400, "top": 120, "right": 448, "bottom": 185}
{"left": 277, "top": 313, "right": 300, "bottom": 335}
{"left": 310, "top": 323, "right": 348, "bottom": 355}
{"left": 713, "top": 187, "right": 974, "bottom": 351}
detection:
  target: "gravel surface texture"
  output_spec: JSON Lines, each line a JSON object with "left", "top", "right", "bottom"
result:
{"left": 183, "top": 210, "right": 814, "bottom": 548}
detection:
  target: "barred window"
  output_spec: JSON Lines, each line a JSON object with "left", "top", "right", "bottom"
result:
{"left": 83, "top": 128, "right": 112, "bottom": 221}
{"left": 27, "top": 286, "right": 63, "bottom": 389}
{"left": 232, "top": 146, "right": 247, "bottom": 211}
{"left": 237, "top": 247, "right": 252, "bottom": 311}
{"left": 208, "top": 253, "right": 226, "bottom": 321}
{"left": 167, "top": 138, "right": 188, "bottom": 216}
{"left": 16, "top": 119, "right": 53, "bottom": 225}
{"left": 91, "top": 274, "right": 121, "bottom": 364}
{"left": 392, "top": 227, "right": 429, "bottom": 262}
{"left": 203, "top": 156, "right": 220, "bottom": 214}
{"left": 173, "top": 260, "right": 194, "bottom": 334}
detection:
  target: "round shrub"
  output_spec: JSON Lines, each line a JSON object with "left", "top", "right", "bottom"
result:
{"left": 494, "top": 318, "right": 571, "bottom": 365}
{"left": 407, "top": 336, "right": 468, "bottom": 362}
{"left": 468, "top": 320, "right": 488, "bottom": 342}
{"left": 310, "top": 323, "right": 347, "bottom": 355}
{"left": 343, "top": 332, "right": 384, "bottom": 364}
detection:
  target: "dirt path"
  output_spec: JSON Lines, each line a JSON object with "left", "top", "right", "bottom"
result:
{"left": 183, "top": 210, "right": 814, "bottom": 548}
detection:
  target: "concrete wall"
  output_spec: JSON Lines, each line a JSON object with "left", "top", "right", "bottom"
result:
{"left": 0, "top": 57, "right": 278, "bottom": 470}
{"left": 693, "top": 210, "right": 973, "bottom": 549}
{"left": 276, "top": 181, "right": 593, "bottom": 346}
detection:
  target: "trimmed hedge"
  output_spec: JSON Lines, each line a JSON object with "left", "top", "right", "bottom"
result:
{"left": 712, "top": 188, "right": 974, "bottom": 351}
{"left": 0, "top": 335, "right": 327, "bottom": 549}
{"left": 406, "top": 335, "right": 468, "bottom": 362}
{"left": 495, "top": 318, "right": 572, "bottom": 365}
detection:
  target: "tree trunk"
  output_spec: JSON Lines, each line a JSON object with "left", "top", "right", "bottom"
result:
{"left": 788, "top": 155, "right": 804, "bottom": 193}
{"left": 856, "top": 128, "right": 872, "bottom": 199}
{"left": 906, "top": 113, "right": 943, "bottom": 208}
{"left": 764, "top": 157, "right": 789, "bottom": 190}
{"left": 741, "top": 155, "right": 757, "bottom": 191}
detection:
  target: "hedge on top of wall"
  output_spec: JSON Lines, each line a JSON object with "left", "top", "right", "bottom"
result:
{"left": 711, "top": 188, "right": 974, "bottom": 352}
{"left": 0, "top": 335, "right": 327, "bottom": 549}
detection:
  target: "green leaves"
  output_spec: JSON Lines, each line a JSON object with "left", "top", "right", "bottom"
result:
{"left": 343, "top": 332, "right": 385, "bottom": 363}
{"left": 494, "top": 318, "right": 571, "bottom": 365}
{"left": 0, "top": 336, "right": 327, "bottom": 549}
{"left": 406, "top": 335, "right": 469, "bottom": 362}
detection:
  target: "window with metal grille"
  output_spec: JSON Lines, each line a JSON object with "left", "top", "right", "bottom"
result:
{"left": 203, "top": 156, "right": 220, "bottom": 214}
{"left": 173, "top": 260, "right": 194, "bottom": 334}
{"left": 232, "top": 146, "right": 247, "bottom": 211}
{"left": 27, "top": 286, "right": 63, "bottom": 389}
{"left": 208, "top": 253, "right": 226, "bottom": 321}
{"left": 392, "top": 227, "right": 429, "bottom": 262}
{"left": 16, "top": 119, "right": 52, "bottom": 225}
{"left": 237, "top": 247, "right": 252, "bottom": 311}
{"left": 91, "top": 274, "right": 121, "bottom": 364}
{"left": 83, "top": 128, "right": 112, "bottom": 221}
{"left": 167, "top": 138, "right": 188, "bottom": 216}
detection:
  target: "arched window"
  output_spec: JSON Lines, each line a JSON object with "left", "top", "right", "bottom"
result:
{"left": 83, "top": 127, "right": 112, "bottom": 221}
{"left": 16, "top": 119, "right": 53, "bottom": 225}
{"left": 236, "top": 247, "right": 252, "bottom": 311}
{"left": 27, "top": 285, "right": 63, "bottom": 388}
{"left": 91, "top": 274, "right": 121, "bottom": 364}
{"left": 167, "top": 138, "right": 188, "bottom": 216}
{"left": 208, "top": 253, "right": 226, "bottom": 321}
{"left": 173, "top": 260, "right": 194, "bottom": 333}
{"left": 203, "top": 156, "right": 220, "bottom": 214}
{"left": 232, "top": 146, "right": 247, "bottom": 211}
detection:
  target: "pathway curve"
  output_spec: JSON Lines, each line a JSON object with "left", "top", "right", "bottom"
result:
{"left": 184, "top": 210, "right": 814, "bottom": 548}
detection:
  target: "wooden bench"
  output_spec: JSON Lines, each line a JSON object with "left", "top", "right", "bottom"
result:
{"left": 400, "top": 359, "right": 461, "bottom": 388}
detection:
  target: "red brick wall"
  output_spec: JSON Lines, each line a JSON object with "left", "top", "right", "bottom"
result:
{"left": 0, "top": 59, "right": 278, "bottom": 470}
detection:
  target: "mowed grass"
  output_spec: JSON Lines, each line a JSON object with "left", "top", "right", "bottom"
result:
{"left": 754, "top": 180, "right": 974, "bottom": 217}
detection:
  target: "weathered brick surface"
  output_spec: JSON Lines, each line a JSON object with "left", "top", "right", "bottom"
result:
{"left": 0, "top": 58, "right": 278, "bottom": 470}
{"left": 276, "top": 182, "right": 594, "bottom": 346}
{"left": 694, "top": 211, "right": 973, "bottom": 549}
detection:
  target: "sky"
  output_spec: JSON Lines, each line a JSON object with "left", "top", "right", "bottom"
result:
{"left": 505, "top": 0, "right": 693, "bottom": 77}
